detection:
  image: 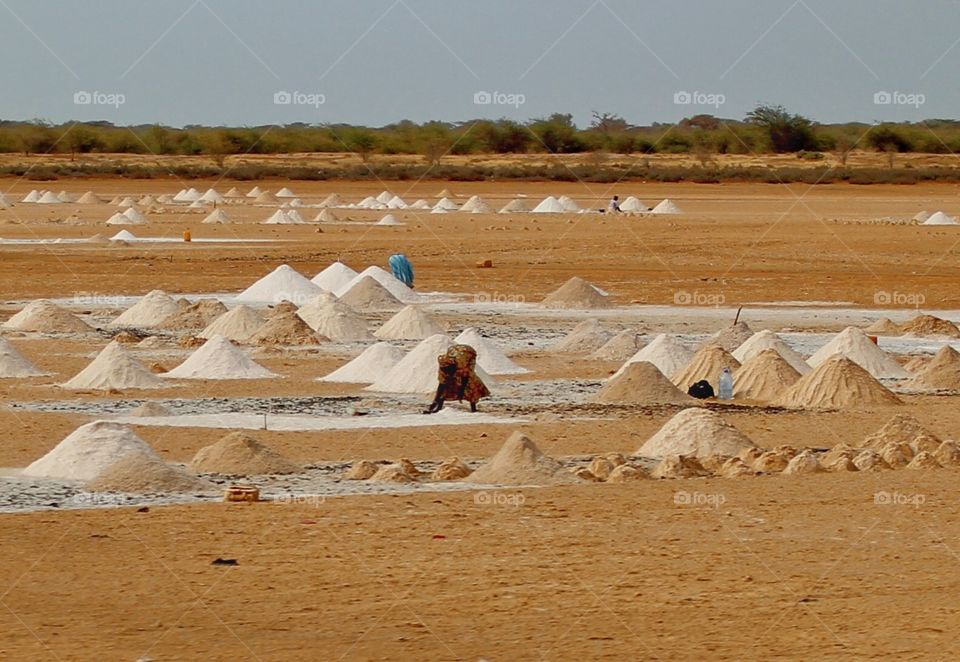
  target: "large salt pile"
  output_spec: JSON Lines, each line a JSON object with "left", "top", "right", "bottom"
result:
{"left": 157, "top": 299, "right": 228, "bottom": 330}
{"left": 3, "top": 301, "right": 92, "bottom": 333}
{"left": 247, "top": 312, "right": 323, "bottom": 345}
{"left": 433, "top": 197, "right": 458, "bottom": 211}
{"left": 540, "top": 277, "right": 612, "bottom": 309}
{"left": 732, "top": 330, "right": 811, "bottom": 375}
{"left": 454, "top": 328, "right": 529, "bottom": 375}
{"left": 588, "top": 330, "right": 645, "bottom": 361}
{"left": 864, "top": 318, "right": 901, "bottom": 335}
{"left": 255, "top": 191, "right": 279, "bottom": 204}
{"left": 311, "top": 261, "right": 358, "bottom": 292}
{"left": 202, "top": 208, "right": 231, "bottom": 224}
{"left": 314, "top": 209, "right": 340, "bottom": 223}
{"left": 163, "top": 335, "right": 277, "bottom": 380}
{"left": 318, "top": 342, "right": 406, "bottom": 383}
{"left": 671, "top": 345, "right": 741, "bottom": 390}
{"left": 549, "top": 319, "right": 612, "bottom": 353}
{"left": 87, "top": 454, "right": 214, "bottom": 494}
{"left": 0, "top": 336, "right": 49, "bottom": 377}
{"left": 236, "top": 264, "right": 322, "bottom": 305}
{"left": 807, "top": 327, "right": 910, "bottom": 379}
{"left": 23, "top": 421, "right": 161, "bottom": 481}
{"left": 339, "top": 276, "right": 403, "bottom": 312}
{"left": 861, "top": 414, "right": 939, "bottom": 450}
{"left": 619, "top": 196, "right": 647, "bottom": 212}
{"left": 558, "top": 195, "right": 580, "bottom": 212}
{"left": 732, "top": 349, "right": 802, "bottom": 402}
{"left": 592, "top": 361, "right": 691, "bottom": 405}
{"left": 651, "top": 199, "right": 682, "bottom": 214}
{"left": 122, "top": 207, "right": 147, "bottom": 224}
{"left": 200, "top": 305, "right": 266, "bottom": 342}
{"left": 62, "top": 341, "right": 165, "bottom": 390}
{"left": 296, "top": 293, "right": 372, "bottom": 341}
{"left": 318, "top": 193, "right": 342, "bottom": 208}
{"left": 904, "top": 345, "right": 960, "bottom": 391}
{"left": 375, "top": 305, "right": 445, "bottom": 340}
{"left": 460, "top": 195, "right": 494, "bottom": 213}
{"left": 898, "top": 314, "right": 960, "bottom": 338}
{"left": 922, "top": 211, "right": 958, "bottom": 225}
{"left": 263, "top": 210, "right": 302, "bottom": 225}
{"left": 465, "top": 431, "right": 581, "bottom": 485}
{"left": 499, "top": 199, "right": 530, "bottom": 213}
{"left": 367, "top": 334, "right": 492, "bottom": 393}
{"left": 76, "top": 191, "right": 102, "bottom": 204}
{"left": 531, "top": 196, "right": 565, "bottom": 213}
{"left": 334, "top": 266, "right": 416, "bottom": 302}
{"left": 637, "top": 408, "right": 756, "bottom": 458}
{"left": 246, "top": 186, "right": 263, "bottom": 198}
{"left": 108, "top": 290, "right": 180, "bottom": 328}
{"left": 189, "top": 431, "right": 301, "bottom": 475}
{"left": 377, "top": 213, "right": 404, "bottom": 226}
{"left": 775, "top": 355, "right": 901, "bottom": 409}
{"left": 613, "top": 334, "right": 693, "bottom": 380}
{"left": 703, "top": 321, "right": 754, "bottom": 352}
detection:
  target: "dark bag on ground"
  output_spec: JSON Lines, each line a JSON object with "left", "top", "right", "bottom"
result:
{"left": 687, "top": 380, "right": 715, "bottom": 399}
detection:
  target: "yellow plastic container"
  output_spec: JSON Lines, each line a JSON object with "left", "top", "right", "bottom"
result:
{"left": 183, "top": 230, "right": 192, "bottom": 242}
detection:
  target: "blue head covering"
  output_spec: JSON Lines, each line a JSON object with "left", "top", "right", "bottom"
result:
{"left": 388, "top": 253, "right": 414, "bottom": 287}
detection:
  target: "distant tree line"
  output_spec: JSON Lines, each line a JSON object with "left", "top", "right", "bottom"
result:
{"left": 3, "top": 105, "right": 960, "bottom": 163}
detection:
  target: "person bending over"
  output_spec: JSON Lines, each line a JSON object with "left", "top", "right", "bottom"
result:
{"left": 423, "top": 344, "right": 490, "bottom": 414}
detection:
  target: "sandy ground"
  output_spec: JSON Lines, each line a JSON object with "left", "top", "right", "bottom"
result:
{"left": 1, "top": 178, "right": 960, "bottom": 660}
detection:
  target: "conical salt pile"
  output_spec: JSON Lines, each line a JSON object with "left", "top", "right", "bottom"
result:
{"left": 671, "top": 345, "right": 741, "bottom": 390}
{"left": 124, "top": 401, "right": 172, "bottom": 417}
{"left": 189, "top": 431, "right": 301, "bottom": 475}
{"left": 157, "top": 299, "right": 228, "bottom": 330}
{"left": 592, "top": 361, "right": 691, "bottom": 405}
{"left": 62, "top": 341, "right": 165, "bottom": 390}
{"left": 311, "top": 261, "right": 358, "bottom": 292}
{"left": 923, "top": 211, "right": 958, "bottom": 225}
{"left": 87, "top": 455, "right": 214, "bottom": 494}
{"left": 433, "top": 197, "right": 458, "bottom": 211}
{"left": 612, "top": 334, "right": 693, "bottom": 381}
{"left": 255, "top": 191, "right": 279, "bottom": 204}
{"left": 637, "top": 408, "right": 757, "bottom": 458}
{"left": 122, "top": 207, "right": 147, "bottom": 224}
{"left": 108, "top": 290, "right": 180, "bottom": 328}
{"left": 199, "top": 188, "right": 224, "bottom": 203}
{"left": 499, "top": 199, "right": 530, "bottom": 213}
{"left": 436, "top": 188, "right": 454, "bottom": 198}
{"left": 318, "top": 342, "right": 405, "bottom": 383}
{"left": 913, "top": 211, "right": 931, "bottom": 223}
{"left": 732, "top": 330, "right": 811, "bottom": 375}
{"left": 775, "top": 355, "right": 901, "bottom": 409}
{"left": 864, "top": 318, "right": 900, "bottom": 335}
{"left": 377, "top": 213, "right": 404, "bottom": 226}
{"left": 247, "top": 312, "right": 323, "bottom": 345}
{"left": 21, "top": 190, "right": 40, "bottom": 203}
{"left": 367, "top": 334, "right": 493, "bottom": 393}
{"left": 246, "top": 186, "right": 264, "bottom": 198}
{"left": 861, "top": 414, "right": 939, "bottom": 450}
{"left": 3, "top": 300, "right": 92, "bottom": 333}
{"left": 531, "top": 196, "right": 564, "bottom": 213}
{"left": 314, "top": 209, "right": 339, "bottom": 223}
{"left": 200, "top": 305, "right": 266, "bottom": 342}
{"left": 651, "top": 199, "right": 682, "bottom": 214}
{"left": 558, "top": 195, "right": 580, "bottom": 212}
{"left": 202, "top": 208, "right": 231, "bottom": 224}
{"left": 0, "top": 336, "right": 49, "bottom": 377}
{"left": 454, "top": 328, "right": 529, "bottom": 375}
{"left": 465, "top": 431, "right": 581, "bottom": 485}
{"left": 236, "top": 264, "right": 322, "bottom": 305}
{"left": 339, "top": 276, "right": 403, "bottom": 312}
{"left": 76, "top": 191, "right": 101, "bottom": 204}
{"left": 375, "top": 305, "right": 444, "bottom": 340}
{"left": 23, "top": 421, "right": 161, "bottom": 481}
{"left": 732, "top": 349, "right": 802, "bottom": 402}
{"left": 904, "top": 345, "right": 960, "bottom": 391}
{"left": 898, "top": 314, "right": 960, "bottom": 338}
{"left": 37, "top": 191, "right": 61, "bottom": 204}
{"left": 588, "top": 330, "right": 645, "bottom": 361}
{"left": 460, "top": 195, "right": 493, "bottom": 213}
{"left": 619, "top": 196, "right": 647, "bottom": 212}
{"left": 335, "top": 266, "right": 416, "bottom": 302}
{"left": 550, "top": 319, "right": 612, "bottom": 353}
{"left": 224, "top": 187, "right": 243, "bottom": 198}
{"left": 318, "top": 193, "right": 342, "bottom": 208}
{"left": 276, "top": 187, "right": 295, "bottom": 198}
{"left": 296, "top": 293, "right": 372, "bottom": 341}
{"left": 106, "top": 212, "right": 135, "bottom": 225}
{"left": 807, "top": 327, "right": 909, "bottom": 379}
{"left": 375, "top": 191, "right": 393, "bottom": 204}
{"left": 262, "top": 209, "right": 294, "bottom": 224}
{"left": 703, "top": 321, "right": 754, "bottom": 352}
{"left": 163, "top": 335, "right": 277, "bottom": 380}
{"left": 540, "top": 277, "right": 612, "bottom": 309}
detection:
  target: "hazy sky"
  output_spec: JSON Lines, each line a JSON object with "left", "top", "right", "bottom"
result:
{"left": 0, "top": 0, "right": 956, "bottom": 128}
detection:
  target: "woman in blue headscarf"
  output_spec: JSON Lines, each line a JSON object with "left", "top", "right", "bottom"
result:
{"left": 388, "top": 253, "right": 414, "bottom": 288}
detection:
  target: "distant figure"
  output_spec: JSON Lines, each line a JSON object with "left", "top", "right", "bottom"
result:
{"left": 388, "top": 253, "right": 414, "bottom": 288}
{"left": 607, "top": 195, "right": 621, "bottom": 213}
{"left": 423, "top": 344, "right": 490, "bottom": 414}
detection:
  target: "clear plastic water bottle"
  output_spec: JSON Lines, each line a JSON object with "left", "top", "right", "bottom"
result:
{"left": 718, "top": 367, "right": 733, "bottom": 400}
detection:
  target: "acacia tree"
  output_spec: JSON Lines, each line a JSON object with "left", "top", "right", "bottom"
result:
{"left": 746, "top": 104, "right": 818, "bottom": 152}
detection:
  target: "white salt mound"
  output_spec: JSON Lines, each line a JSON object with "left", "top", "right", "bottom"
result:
{"left": 465, "top": 431, "right": 581, "bottom": 485}
{"left": 651, "top": 199, "right": 682, "bottom": 214}
{"left": 923, "top": 211, "right": 959, "bottom": 226}
{"left": 3, "top": 300, "right": 92, "bottom": 334}
{"left": 531, "top": 196, "right": 564, "bottom": 213}
{"left": 163, "top": 335, "right": 277, "bottom": 380}
{"left": 732, "top": 330, "right": 811, "bottom": 375}
{"left": 339, "top": 276, "right": 403, "bottom": 312}
{"left": 23, "top": 421, "right": 161, "bottom": 481}
{"left": 311, "top": 261, "right": 358, "bottom": 292}
{"left": 62, "top": 341, "right": 165, "bottom": 390}
{"left": 377, "top": 214, "right": 404, "bottom": 226}
{"left": 0, "top": 337, "right": 49, "bottom": 377}
{"left": 499, "top": 199, "right": 530, "bottom": 213}
{"left": 334, "top": 266, "right": 417, "bottom": 302}
{"left": 550, "top": 319, "right": 612, "bottom": 354}
{"left": 638, "top": 408, "right": 757, "bottom": 458}
{"left": 375, "top": 305, "right": 445, "bottom": 340}
{"left": 202, "top": 208, "right": 231, "bottom": 224}
{"left": 613, "top": 334, "right": 693, "bottom": 381}
{"left": 366, "top": 334, "right": 494, "bottom": 394}
{"left": 619, "top": 196, "right": 647, "bottom": 212}
{"left": 296, "top": 293, "right": 372, "bottom": 341}
{"left": 454, "top": 328, "right": 529, "bottom": 375}
{"left": 318, "top": 342, "right": 406, "bottom": 383}
{"left": 236, "top": 264, "right": 322, "bottom": 305}
{"left": 807, "top": 326, "right": 910, "bottom": 379}
{"left": 200, "top": 305, "right": 266, "bottom": 342}
{"left": 109, "top": 290, "right": 180, "bottom": 328}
